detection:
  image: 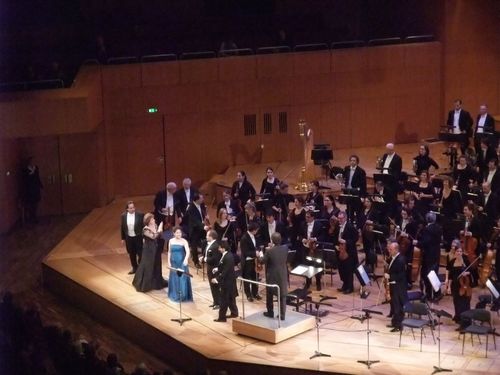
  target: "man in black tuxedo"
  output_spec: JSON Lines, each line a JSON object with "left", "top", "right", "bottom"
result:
{"left": 259, "top": 211, "right": 288, "bottom": 247}
{"left": 381, "top": 143, "right": 403, "bottom": 182}
{"left": 200, "top": 230, "right": 221, "bottom": 309}
{"left": 483, "top": 159, "right": 500, "bottom": 195}
{"left": 240, "top": 222, "right": 261, "bottom": 301}
{"left": 385, "top": 242, "right": 408, "bottom": 332}
{"left": 175, "top": 178, "right": 198, "bottom": 234}
{"left": 120, "top": 201, "right": 144, "bottom": 274}
{"left": 187, "top": 193, "right": 208, "bottom": 268}
{"left": 333, "top": 211, "right": 359, "bottom": 294}
{"left": 153, "top": 182, "right": 178, "bottom": 225}
{"left": 343, "top": 154, "right": 367, "bottom": 196}
{"left": 216, "top": 190, "right": 241, "bottom": 218}
{"left": 212, "top": 241, "right": 238, "bottom": 322}
{"left": 413, "top": 212, "right": 442, "bottom": 300}
{"left": 447, "top": 99, "right": 473, "bottom": 153}
{"left": 476, "top": 139, "right": 497, "bottom": 177}
{"left": 478, "top": 182, "right": 498, "bottom": 237}
{"left": 474, "top": 104, "right": 496, "bottom": 150}
{"left": 259, "top": 232, "right": 288, "bottom": 320}
{"left": 300, "top": 211, "right": 326, "bottom": 290}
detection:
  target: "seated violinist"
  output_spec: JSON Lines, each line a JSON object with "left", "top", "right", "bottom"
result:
{"left": 444, "top": 240, "right": 472, "bottom": 330}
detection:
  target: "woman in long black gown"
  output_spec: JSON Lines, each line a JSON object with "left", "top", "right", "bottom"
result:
{"left": 439, "top": 176, "right": 462, "bottom": 249}
{"left": 445, "top": 240, "right": 472, "bottom": 329}
{"left": 133, "top": 213, "right": 164, "bottom": 292}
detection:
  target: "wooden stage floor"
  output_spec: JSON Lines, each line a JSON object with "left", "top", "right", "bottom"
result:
{"left": 42, "top": 143, "right": 499, "bottom": 375}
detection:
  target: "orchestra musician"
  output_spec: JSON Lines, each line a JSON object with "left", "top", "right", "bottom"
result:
{"left": 445, "top": 240, "right": 472, "bottom": 331}
{"left": 413, "top": 144, "right": 439, "bottom": 176}
{"left": 453, "top": 155, "right": 476, "bottom": 202}
{"left": 175, "top": 178, "right": 198, "bottom": 235}
{"left": 272, "top": 182, "right": 294, "bottom": 224}
{"left": 305, "top": 180, "right": 324, "bottom": 209}
{"left": 260, "top": 210, "right": 288, "bottom": 247}
{"left": 260, "top": 167, "right": 280, "bottom": 198}
{"left": 447, "top": 99, "right": 473, "bottom": 154}
{"left": 320, "top": 194, "right": 340, "bottom": 225}
{"left": 385, "top": 242, "right": 408, "bottom": 332}
{"left": 153, "top": 182, "right": 178, "bottom": 226}
{"left": 186, "top": 193, "right": 208, "bottom": 269}
{"left": 409, "top": 170, "right": 435, "bottom": 218}
{"left": 231, "top": 170, "right": 256, "bottom": 208}
{"left": 413, "top": 212, "right": 442, "bottom": 300}
{"left": 332, "top": 211, "right": 358, "bottom": 294}
{"left": 381, "top": 143, "right": 403, "bottom": 181}
{"left": 300, "top": 210, "right": 326, "bottom": 291}
{"left": 482, "top": 158, "right": 500, "bottom": 195}
{"left": 240, "top": 222, "right": 261, "bottom": 302}
{"left": 236, "top": 202, "right": 261, "bottom": 235}
{"left": 216, "top": 190, "right": 241, "bottom": 219}
{"left": 475, "top": 139, "right": 497, "bottom": 177}
{"left": 477, "top": 181, "right": 498, "bottom": 236}
{"left": 396, "top": 208, "right": 417, "bottom": 288}
{"left": 474, "top": 104, "right": 496, "bottom": 151}
{"left": 213, "top": 208, "right": 237, "bottom": 255}
{"left": 343, "top": 154, "right": 367, "bottom": 196}
{"left": 439, "top": 175, "right": 462, "bottom": 249}
{"left": 288, "top": 197, "right": 307, "bottom": 262}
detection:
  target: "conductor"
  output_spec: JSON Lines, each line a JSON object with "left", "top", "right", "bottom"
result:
{"left": 258, "top": 232, "right": 288, "bottom": 320}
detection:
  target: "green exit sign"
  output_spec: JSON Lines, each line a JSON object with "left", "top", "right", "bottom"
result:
{"left": 148, "top": 107, "right": 158, "bottom": 113}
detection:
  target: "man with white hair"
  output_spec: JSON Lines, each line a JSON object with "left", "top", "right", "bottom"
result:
{"left": 381, "top": 143, "right": 403, "bottom": 181}
{"left": 153, "top": 182, "right": 178, "bottom": 225}
{"left": 174, "top": 177, "right": 199, "bottom": 234}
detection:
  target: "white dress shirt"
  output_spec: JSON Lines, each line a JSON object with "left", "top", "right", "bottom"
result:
{"left": 307, "top": 221, "right": 314, "bottom": 239}
{"left": 383, "top": 154, "right": 394, "bottom": 174}
{"left": 127, "top": 213, "right": 136, "bottom": 237}
{"left": 348, "top": 167, "right": 356, "bottom": 188}
{"left": 452, "top": 110, "right": 461, "bottom": 134}
{"left": 477, "top": 114, "right": 487, "bottom": 133}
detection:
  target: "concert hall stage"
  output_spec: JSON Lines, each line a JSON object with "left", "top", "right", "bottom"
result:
{"left": 42, "top": 143, "right": 499, "bottom": 375}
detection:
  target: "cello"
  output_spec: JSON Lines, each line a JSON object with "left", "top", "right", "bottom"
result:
{"left": 479, "top": 227, "right": 499, "bottom": 287}
{"left": 460, "top": 218, "right": 479, "bottom": 269}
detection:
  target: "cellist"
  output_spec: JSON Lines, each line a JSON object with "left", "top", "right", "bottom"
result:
{"left": 444, "top": 240, "right": 472, "bottom": 331}
{"left": 396, "top": 208, "right": 417, "bottom": 289}
{"left": 461, "top": 203, "right": 482, "bottom": 285}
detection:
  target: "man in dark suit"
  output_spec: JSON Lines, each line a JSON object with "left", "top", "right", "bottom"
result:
{"left": 478, "top": 182, "right": 498, "bottom": 238}
{"left": 212, "top": 241, "right": 238, "bottom": 322}
{"left": 381, "top": 143, "right": 403, "bottom": 182}
{"left": 333, "top": 211, "right": 359, "bottom": 294}
{"left": 300, "top": 211, "right": 326, "bottom": 290}
{"left": 474, "top": 104, "right": 496, "bottom": 150}
{"left": 259, "top": 232, "right": 288, "bottom": 320}
{"left": 186, "top": 193, "right": 207, "bottom": 268}
{"left": 200, "top": 230, "right": 221, "bottom": 309}
{"left": 343, "top": 154, "right": 367, "bottom": 196}
{"left": 385, "top": 242, "right": 408, "bottom": 332}
{"left": 120, "top": 201, "right": 144, "bottom": 274}
{"left": 483, "top": 159, "right": 500, "bottom": 195}
{"left": 447, "top": 99, "right": 473, "bottom": 153}
{"left": 153, "top": 182, "right": 178, "bottom": 225}
{"left": 259, "top": 211, "right": 288, "bottom": 247}
{"left": 174, "top": 177, "right": 199, "bottom": 234}
{"left": 476, "top": 139, "right": 497, "bottom": 177}
{"left": 240, "top": 222, "right": 261, "bottom": 301}
{"left": 216, "top": 190, "right": 241, "bottom": 218}
{"left": 413, "top": 212, "right": 442, "bottom": 300}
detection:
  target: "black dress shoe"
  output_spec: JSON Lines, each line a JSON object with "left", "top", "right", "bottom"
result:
{"left": 263, "top": 312, "right": 274, "bottom": 318}
{"left": 316, "top": 284, "right": 322, "bottom": 291}
{"left": 254, "top": 295, "right": 262, "bottom": 301}
{"left": 390, "top": 327, "right": 401, "bottom": 332}
{"left": 387, "top": 314, "right": 393, "bottom": 318}
{"left": 128, "top": 269, "right": 136, "bottom": 275}
{"left": 280, "top": 316, "right": 285, "bottom": 321}
{"left": 212, "top": 305, "right": 220, "bottom": 310}
{"left": 209, "top": 304, "right": 215, "bottom": 308}
{"left": 247, "top": 297, "right": 254, "bottom": 302}
{"left": 227, "top": 313, "right": 238, "bottom": 318}
{"left": 386, "top": 324, "right": 394, "bottom": 328}
{"left": 342, "top": 289, "right": 353, "bottom": 294}
{"left": 337, "top": 287, "right": 345, "bottom": 292}
{"left": 214, "top": 318, "right": 227, "bottom": 322}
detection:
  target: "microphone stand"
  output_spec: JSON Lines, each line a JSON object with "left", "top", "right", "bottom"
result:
{"left": 357, "top": 308, "right": 382, "bottom": 369}
{"left": 430, "top": 308, "right": 453, "bottom": 374}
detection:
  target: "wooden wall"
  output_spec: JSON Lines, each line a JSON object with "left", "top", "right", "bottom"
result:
{"left": 102, "top": 42, "right": 442, "bottom": 198}
{"left": 440, "top": 0, "right": 500, "bottom": 118}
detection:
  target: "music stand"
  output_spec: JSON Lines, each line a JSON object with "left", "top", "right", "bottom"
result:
{"left": 357, "top": 308, "right": 382, "bottom": 369}
{"left": 352, "top": 265, "right": 371, "bottom": 322}
{"left": 486, "top": 279, "right": 500, "bottom": 299}
{"left": 430, "top": 307, "right": 453, "bottom": 375}
{"left": 309, "top": 300, "right": 333, "bottom": 360}
{"left": 167, "top": 266, "right": 194, "bottom": 326}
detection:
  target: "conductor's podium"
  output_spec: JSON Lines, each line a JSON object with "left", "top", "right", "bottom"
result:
{"left": 232, "top": 310, "right": 315, "bottom": 344}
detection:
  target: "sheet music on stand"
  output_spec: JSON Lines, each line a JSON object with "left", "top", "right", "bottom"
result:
{"left": 291, "top": 265, "right": 324, "bottom": 279}
{"left": 486, "top": 279, "right": 500, "bottom": 299}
